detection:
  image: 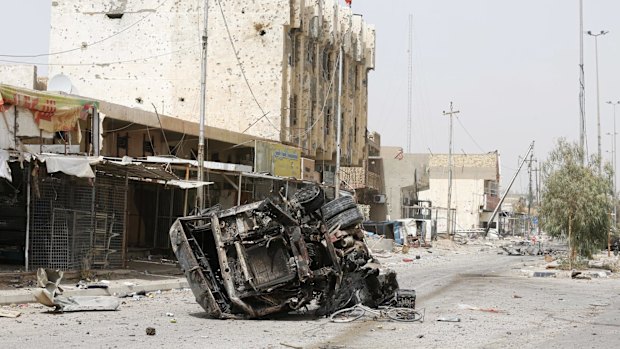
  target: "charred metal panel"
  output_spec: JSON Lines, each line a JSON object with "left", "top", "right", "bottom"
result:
{"left": 169, "top": 185, "right": 409, "bottom": 319}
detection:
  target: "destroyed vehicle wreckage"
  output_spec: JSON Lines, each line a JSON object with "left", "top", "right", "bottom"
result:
{"left": 169, "top": 185, "right": 414, "bottom": 319}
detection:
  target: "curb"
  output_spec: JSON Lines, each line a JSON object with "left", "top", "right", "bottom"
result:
{"left": 0, "top": 278, "right": 189, "bottom": 306}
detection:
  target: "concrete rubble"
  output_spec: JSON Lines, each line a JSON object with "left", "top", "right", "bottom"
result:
{"left": 32, "top": 268, "right": 119, "bottom": 312}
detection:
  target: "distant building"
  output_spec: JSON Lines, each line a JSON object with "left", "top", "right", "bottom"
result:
{"left": 376, "top": 147, "right": 501, "bottom": 234}
{"left": 47, "top": 0, "right": 375, "bottom": 168}
{"left": 419, "top": 152, "right": 500, "bottom": 232}
{"left": 379, "top": 146, "right": 429, "bottom": 221}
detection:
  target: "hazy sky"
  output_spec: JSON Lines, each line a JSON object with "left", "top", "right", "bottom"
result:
{"left": 2, "top": 0, "right": 620, "bottom": 194}
{"left": 352, "top": 0, "right": 620, "bottom": 193}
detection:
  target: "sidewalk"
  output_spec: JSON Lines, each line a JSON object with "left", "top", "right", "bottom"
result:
{"left": 0, "top": 276, "right": 189, "bottom": 305}
{"left": 0, "top": 258, "right": 191, "bottom": 305}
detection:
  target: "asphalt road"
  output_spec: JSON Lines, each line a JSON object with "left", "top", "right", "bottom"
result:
{"left": 1, "top": 243, "right": 618, "bottom": 349}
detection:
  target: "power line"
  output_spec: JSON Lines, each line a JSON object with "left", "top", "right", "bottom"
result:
{"left": 0, "top": 46, "right": 197, "bottom": 67}
{"left": 215, "top": 0, "right": 279, "bottom": 134}
{"left": 290, "top": 48, "right": 341, "bottom": 141}
{"left": 455, "top": 115, "right": 485, "bottom": 153}
{"left": 0, "top": 0, "right": 170, "bottom": 58}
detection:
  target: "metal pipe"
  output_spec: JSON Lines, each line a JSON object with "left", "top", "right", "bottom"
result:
{"left": 25, "top": 162, "right": 31, "bottom": 271}
{"left": 334, "top": 45, "right": 343, "bottom": 198}
{"left": 586, "top": 30, "right": 608, "bottom": 172}
{"left": 196, "top": 0, "right": 210, "bottom": 210}
{"left": 210, "top": 215, "right": 257, "bottom": 317}
{"left": 234, "top": 242, "right": 255, "bottom": 289}
{"left": 443, "top": 102, "right": 459, "bottom": 236}
{"left": 579, "top": 0, "right": 585, "bottom": 164}
{"left": 122, "top": 173, "right": 128, "bottom": 268}
{"left": 92, "top": 107, "right": 100, "bottom": 156}
{"left": 484, "top": 141, "right": 534, "bottom": 237}
{"left": 237, "top": 173, "right": 242, "bottom": 206}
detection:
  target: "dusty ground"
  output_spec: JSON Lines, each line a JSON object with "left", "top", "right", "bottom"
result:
{"left": 1, "top": 241, "right": 619, "bottom": 349}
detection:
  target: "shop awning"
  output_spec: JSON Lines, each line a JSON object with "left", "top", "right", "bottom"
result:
{"left": 0, "top": 84, "right": 98, "bottom": 136}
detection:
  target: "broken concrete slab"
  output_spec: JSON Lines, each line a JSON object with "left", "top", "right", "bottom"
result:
{"left": 33, "top": 268, "right": 119, "bottom": 312}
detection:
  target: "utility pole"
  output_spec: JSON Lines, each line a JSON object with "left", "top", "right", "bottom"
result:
{"left": 196, "top": 0, "right": 210, "bottom": 210}
{"left": 406, "top": 14, "right": 413, "bottom": 153}
{"left": 484, "top": 142, "right": 534, "bottom": 237}
{"left": 587, "top": 30, "right": 608, "bottom": 173}
{"left": 607, "top": 101, "right": 620, "bottom": 225}
{"left": 443, "top": 102, "right": 459, "bottom": 237}
{"left": 579, "top": 0, "right": 586, "bottom": 164}
{"left": 607, "top": 101, "right": 620, "bottom": 256}
{"left": 526, "top": 151, "right": 536, "bottom": 237}
{"left": 334, "top": 4, "right": 347, "bottom": 199}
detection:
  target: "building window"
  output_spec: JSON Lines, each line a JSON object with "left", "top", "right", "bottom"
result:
{"left": 325, "top": 107, "right": 331, "bottom": 135}
{"left": 292, "top": 35, "right": 301, "bottom": 67}
{"left": 306, "top": 40, "right": 315, "bottom": 65}
{"left": 290, "top": 95, "right": 298, "bottom": 127}
{"left": 310, "top": 101, "right": 316, "bottom": 130}
{"left": 322, "top": 49, "right": 331, "bottom": 79}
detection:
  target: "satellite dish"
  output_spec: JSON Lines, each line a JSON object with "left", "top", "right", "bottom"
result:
{"left": 48, "top": 74, "right": 73, "bottom": 94}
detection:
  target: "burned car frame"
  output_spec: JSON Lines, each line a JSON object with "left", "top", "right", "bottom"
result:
{"left": 169, "top": 186, "right": 412, "bottom": 319}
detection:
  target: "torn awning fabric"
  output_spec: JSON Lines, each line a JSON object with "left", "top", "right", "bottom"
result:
{"left": 0, "top": 84, "right": 98, "bottom": 135}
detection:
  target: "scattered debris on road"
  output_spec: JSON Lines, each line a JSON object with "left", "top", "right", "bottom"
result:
{"left": 458, "top": 303, "right": 502, "bottom": 313}
{"left": 437, "top": 317, "right": 460, "bottom": 322}
{"left": 169, "top": 185, "right": 415, "bottom": 319}
{"left": 32, "top": 268, "right": 119, "bottom": 312}
{"left": 0, "top": 309, "right": 21, "bottom": 318}
{"left": 145, "top": 327, "right": 156, "bottom": 336}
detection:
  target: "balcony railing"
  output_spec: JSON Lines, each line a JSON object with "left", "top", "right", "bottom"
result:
{"left": 340, "top": 166, "right": 381, "bottom": 191}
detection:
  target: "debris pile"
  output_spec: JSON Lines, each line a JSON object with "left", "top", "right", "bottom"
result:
{"left": 500, "top": 240, "right": 556, "bottom": 256}
{"left": 32, "top": 268, "right": 119, "bottom": 312}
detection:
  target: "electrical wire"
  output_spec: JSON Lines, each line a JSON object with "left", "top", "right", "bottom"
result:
{"left": 0, "top": 0, "right": 170, "bottom": 58}
{"left": 0, "top": 45, "right": 198, "bottom": 67}
{"left": 215, "top": 0, "right": 279, "bottom": 134}
{"left": 103, "top": 122, "right": 137, "bottom": 133}
{"left": 455, "top": 115, "right": 485, "bottom": 153}
{"left": 290, "top": 47, "right": 341, "bottom": 141}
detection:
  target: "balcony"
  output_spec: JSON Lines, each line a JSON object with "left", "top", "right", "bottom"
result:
{"left": 483, "top": 193, "right": 500, "bottom": 212}
{"left": 340, "top": 166, "right": 381, "bottom": 191}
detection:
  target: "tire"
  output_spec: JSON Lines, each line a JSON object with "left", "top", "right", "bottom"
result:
{"left": 293, "top": 185, "right": 325, "bottom": 213}
{"left": 330, "top": 306, "right": 365, "bottom": 323}
{"left": 326, "top": 207, "right": 364, "bottom": 230}
{"left": 321, "top": 196, "right": 356, "bottom": 221}
{"left": 386, "top": 308, "right": 423, "bottom": 322}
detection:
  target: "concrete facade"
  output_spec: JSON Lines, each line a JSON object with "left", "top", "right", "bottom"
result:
{"left": 0, "top": 65, "right": 37, "bottom": 89}
{"left": 379, "top": 146, "right": 430, "bottom": 221}
{"left": 418, "top": 152, "right": 500, "bottom": 232}
{"left": 47, "top": 0, "right": 375, "bottom": 166}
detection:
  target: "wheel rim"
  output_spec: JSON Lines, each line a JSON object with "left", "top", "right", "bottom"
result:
{"left": 330, "top": 306, "right": 365, "bottom": 323}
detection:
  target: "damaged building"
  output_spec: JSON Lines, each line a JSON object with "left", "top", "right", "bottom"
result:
{"left": 0, "top": 0, "right": 378, "bottom": 271}
{"left": 47, "top": 0, "right": 376, "bottom": 173}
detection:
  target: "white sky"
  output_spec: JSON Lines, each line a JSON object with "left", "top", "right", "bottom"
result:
{"left": 2, "top": 0, "right": 620, "bottom": 194}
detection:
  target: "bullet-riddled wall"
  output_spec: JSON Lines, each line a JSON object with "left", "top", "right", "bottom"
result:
{"left": 47, "top": 0, "right": 375, "bottom": 165}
